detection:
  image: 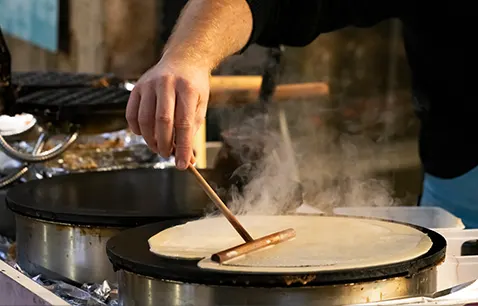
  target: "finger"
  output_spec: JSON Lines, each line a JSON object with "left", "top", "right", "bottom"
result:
{"left": 188, "top": 100, "right": 206, "bottom": 167}
{"left": 137, "top": 87, "right": 157, "bottom": 151}
{"left": 174, "top": 82, "right": 198, "bottom": 170}
{"left": 155, "top": 77, "right": 175, "bottom": 158}
{"left": 194, "top": 96, "right": 208, "bottom": 136}
{"left": 171, "top": 144, "right": 195, "bottom": 165}
{"left": 190, "top": 150, "right": 196, "bottom": 165}
{"left": 184, "top": 90, "right": 207, "bottom": 167}
{"left": 125, "top": 89, "right": 141, "bottom": 135}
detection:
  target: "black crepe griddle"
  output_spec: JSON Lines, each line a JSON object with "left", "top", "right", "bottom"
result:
{"left": 106, "top": 217, "right": 446, "bottom": 288}
{"left": 6, "top": 168, "right": 219, "bottom": 227}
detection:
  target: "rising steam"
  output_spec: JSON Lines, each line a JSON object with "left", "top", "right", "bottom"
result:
{"left": 207, "top": 41, "right": 411, "bottom": 217}
{"left": 210, "top": 100, "right": 402, "bottom": 217}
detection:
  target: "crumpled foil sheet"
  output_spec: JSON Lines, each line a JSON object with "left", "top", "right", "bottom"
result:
{"left": 0, "top": 235, "right": 12, "bottom": 261}
{"left": 3, "top": 129, "right": 176, "bottom": 179}
{"left": 38, "top": 129, "right": 171, "bottom": 174}
{"left": 41, "top": 279, "right": 118, "bottom": 306}
{"left": 0, "top": 235, "right": 119, "bottom": 306}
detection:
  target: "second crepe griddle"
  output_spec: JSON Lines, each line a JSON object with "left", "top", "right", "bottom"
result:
{"left": 6, "top": 168, "right": 220, "bottom": 227}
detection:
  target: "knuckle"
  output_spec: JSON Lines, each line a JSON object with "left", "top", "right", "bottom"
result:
{"left": 176, "top": 78, "right": 193, "bottom": 89}
{"left": 156, "top": 115, "right": 173, "bottom": 125}
{"left": 157, "top": 74, "right": 175, "bottom": 87}
{"left": 175, "top": 77, "right": 198, "bottom": 94}
{"left": 125, "top": 112, "right": 137, "bottom": 123}
{"left": 174, "top": 119, "right": 193, "bottom": 129}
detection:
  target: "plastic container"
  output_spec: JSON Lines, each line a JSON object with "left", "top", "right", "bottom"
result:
{"left": 333, "top": 206, "right": 465, "bottom": 230}
{"left": 435, "top": 229, "right": 478, "bottom": 290}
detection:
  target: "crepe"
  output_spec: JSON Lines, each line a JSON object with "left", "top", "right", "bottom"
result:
{"left": 148, "top": 215, "right": 433, "bottom": 273}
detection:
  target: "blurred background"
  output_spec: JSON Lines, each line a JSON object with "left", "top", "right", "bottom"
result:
{"left": 0, "top": 0, "right": 422, "bottom": 204}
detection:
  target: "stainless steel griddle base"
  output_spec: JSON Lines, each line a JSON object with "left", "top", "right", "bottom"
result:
{"left": 117, "top": 267, "right": 438, "bottom": 306}
{"left": 15, "top": 214, "right": 122, "bottom": 284}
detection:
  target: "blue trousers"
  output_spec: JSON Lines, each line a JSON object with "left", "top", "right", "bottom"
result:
{"left": 421, "top": 165, "right": 478, "bottom": 229}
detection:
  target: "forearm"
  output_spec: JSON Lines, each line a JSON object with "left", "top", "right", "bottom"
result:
{"left": 161, "top": 0, "right": 253, "bottom": 72}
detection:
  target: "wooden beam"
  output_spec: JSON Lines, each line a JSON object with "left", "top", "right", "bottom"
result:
{"left": 69, "top": 0, "right": 106, "bottom": 73}
{"left": 104, "top": 0, "right": 158, "bottom": 78}
{"left": 5, "top": 0, "right": 160, "bottom": 75}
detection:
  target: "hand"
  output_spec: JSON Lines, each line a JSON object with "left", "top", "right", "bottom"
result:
{"left": 126, "top": 59, "right": 210, "bottom": 170}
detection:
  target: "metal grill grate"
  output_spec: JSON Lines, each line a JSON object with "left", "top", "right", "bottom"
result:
{"left": 12, "top": 71, "right": 117, "bottom": 87}
{"left": 16, "top": 87, "right": 129, "bottom": 108}
{"left": 8, "top": 72, "right": 129, "bottom": 122}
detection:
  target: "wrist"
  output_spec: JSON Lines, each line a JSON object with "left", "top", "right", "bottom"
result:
{"left": 161, "top": 46, "right": 216, "bottom": 73}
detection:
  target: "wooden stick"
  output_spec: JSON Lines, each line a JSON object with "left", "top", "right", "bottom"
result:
{"left": 274, "top": 82, "right": 329, "bottom": 100}
{"left": 209, "top": 82, "right": 329, "bottom": 107}
{"left": 211, "top": 228, "right": 296, "bottom": 264}
{"left": 188, "top": 164, "right": 254, "bottom": 242}
{"left": 210, "top": 75, "right": 262, "bottom": 91}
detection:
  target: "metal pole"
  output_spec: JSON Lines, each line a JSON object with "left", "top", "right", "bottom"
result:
{"left": 259, "top": 45, "right": 284, "bottom": 113}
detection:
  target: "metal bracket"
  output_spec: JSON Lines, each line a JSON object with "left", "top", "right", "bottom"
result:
{"left": 258, "top": 45, "right": 285, "bottom": 112}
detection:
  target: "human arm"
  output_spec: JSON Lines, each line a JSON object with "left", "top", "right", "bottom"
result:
{"left": 126, "top": 0, "right": 407, "bottom": 170}
{"left": 126, "top": 0, "right": 254, "bottom": 169}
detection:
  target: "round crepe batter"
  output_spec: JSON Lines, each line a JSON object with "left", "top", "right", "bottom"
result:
{"left": 148, "top": 215, "right": 433, "bottom": 273}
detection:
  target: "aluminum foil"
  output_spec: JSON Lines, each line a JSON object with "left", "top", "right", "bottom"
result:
{"left": 0, "top": 234, "right": 12, "bottom": 261}
{"left": 0, "top": 234, "right": 119, "bottom": 306}
{"left": 41, "top": 280, "right": 118, "bottom": 306}
{"left": 41, "top": 130, "right": 155, "bottom": 171}
{"left": 9, "top": 129, "right": 176, "bottom": 180}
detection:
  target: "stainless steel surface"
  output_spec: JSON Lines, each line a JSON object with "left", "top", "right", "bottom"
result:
{"left": 0, "top": 166, "right": 29, "bottom": 187}
{"left": 0, "top": 129, "right": 79, "bottom": 163}
{"left": 15, "top": 214, "right": 123, "bottom": 284}
{"left": 0, "top": 131, "right": 46, "bottom": 188}
{"left": 117, "top": 267, "right": 438, "bottom": 306}
{"left": 0, "top": 130, "right": 164, "bottom": 238}
{"left": 0, "top": 133, "right": 46, "bottom": 236}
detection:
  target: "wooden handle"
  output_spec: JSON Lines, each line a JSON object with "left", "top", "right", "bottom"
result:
{"left": 274, "top": 82, "right": 329, "bottom": 99}
{"left": 187, "top": 164, "right": 254, "bottom": 242}
{"left": 211, "top": 228, "right": 296, "bottom": 264}
{"left": 210, "top": 76, "right": 262, "bottom": 91}
{"left": 209, "top": 82, "right": 329, "bottom": 106}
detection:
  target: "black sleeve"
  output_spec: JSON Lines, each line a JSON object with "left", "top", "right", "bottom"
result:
{"left": 244, "top": 0, "right": 408, "bottom": 49}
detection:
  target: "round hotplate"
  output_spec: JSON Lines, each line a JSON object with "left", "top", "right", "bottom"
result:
{"left": 6, "top": 168, "right": 218, "bottom": 227}
{"left": 106, "top": 217, "right": 446, "bottom": 288}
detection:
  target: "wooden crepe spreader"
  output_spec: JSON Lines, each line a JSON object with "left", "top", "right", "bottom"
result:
{"left": 188, "top": 164, "right": 296, "bottom": 264}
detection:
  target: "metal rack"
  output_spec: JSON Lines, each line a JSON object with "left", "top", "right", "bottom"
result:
{"left": 0, "top": 27, "right": 132, "bottom": 188}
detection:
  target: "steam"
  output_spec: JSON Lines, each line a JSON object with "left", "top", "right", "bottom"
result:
{"left": 226, "top": 122, "right": 301, "bottom": 215}
{"left": 207, "top": 41, "right": 411, "bottom": 217}
{"left": 210, "top": 100, "right": 402, "bottom": 217}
